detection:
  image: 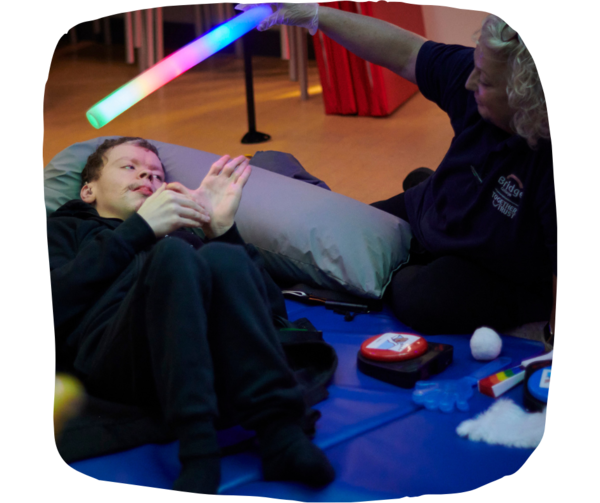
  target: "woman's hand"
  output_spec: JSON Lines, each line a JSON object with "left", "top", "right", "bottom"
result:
{"left": 235, "top": 3, "right": 319, "bottom": 35}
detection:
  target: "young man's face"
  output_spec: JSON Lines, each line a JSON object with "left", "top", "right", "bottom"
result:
{"left": 80, "top": 143, "right": 165, "bottom": 220}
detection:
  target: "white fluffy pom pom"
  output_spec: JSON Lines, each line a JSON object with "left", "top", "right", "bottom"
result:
{"left": 470, "top": 327, "right": 502, "bottom": 361}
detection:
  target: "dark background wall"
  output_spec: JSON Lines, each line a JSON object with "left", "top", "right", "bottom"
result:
{"left": 57, "top": 6, "right": 316, "bottom": 59}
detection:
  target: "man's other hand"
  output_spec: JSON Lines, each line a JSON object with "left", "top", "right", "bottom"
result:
{"left": 167, "top": 155, "right": 251, "bottom": 240}
{"left": 137, "top": 183, "right": 210, "bottom": 238}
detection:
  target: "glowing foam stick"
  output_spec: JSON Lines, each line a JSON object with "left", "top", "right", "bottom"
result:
{"left": 86, "top": 6, "right": 272, "bottom": 129}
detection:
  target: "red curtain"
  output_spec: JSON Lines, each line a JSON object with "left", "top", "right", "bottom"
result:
{"left": 312, "top": 2, "right": 426, "bottom": 116}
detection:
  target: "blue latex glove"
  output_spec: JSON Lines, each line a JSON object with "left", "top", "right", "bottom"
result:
{"left": 412, "top": 377, "right": 476, "bottom": 412}
{"left": 412, "top": 357, "right": 512, "bottom": 413}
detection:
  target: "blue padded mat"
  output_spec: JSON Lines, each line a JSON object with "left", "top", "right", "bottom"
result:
{"left": 70, "top": 299, "right": 545, "bottom": 499}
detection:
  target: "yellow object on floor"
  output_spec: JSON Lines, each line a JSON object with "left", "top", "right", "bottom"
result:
{"left": 54, "top": 373, "right": 85, "bottom": 438}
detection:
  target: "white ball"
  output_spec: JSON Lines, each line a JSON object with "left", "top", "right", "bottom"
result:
{"left": 470, "top": 327, "right": 502, "bottom": 361}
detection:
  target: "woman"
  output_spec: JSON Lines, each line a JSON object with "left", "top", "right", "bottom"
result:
{"left": 238, "top": 4, "right": 556, "bottom": 340}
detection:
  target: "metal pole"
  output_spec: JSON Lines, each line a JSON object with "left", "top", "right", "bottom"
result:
{"left": 241, "top": 35, "right": 270, "bottom": 144}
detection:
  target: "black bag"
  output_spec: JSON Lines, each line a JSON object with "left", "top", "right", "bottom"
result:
{"left": 274, "top": 315, "right": 338, "bottom": 407}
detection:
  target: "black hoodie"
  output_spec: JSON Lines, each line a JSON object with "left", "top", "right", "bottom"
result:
{"left": 47, "top": 199, "right": 287, "bottom": 374}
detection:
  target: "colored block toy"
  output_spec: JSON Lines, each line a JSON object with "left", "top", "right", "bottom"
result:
{"left": 477, "top": 350, "right": 553, "bottom": 398}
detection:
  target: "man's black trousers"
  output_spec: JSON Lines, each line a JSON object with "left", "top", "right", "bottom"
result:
{"left": 81, "top": 238, "right": 305, "bottom": 460}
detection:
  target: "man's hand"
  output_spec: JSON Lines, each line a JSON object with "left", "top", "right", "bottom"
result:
{"left": 137, "top": 183, "right": 211, "bottom": 238}
{"left": 167, "top": 155, "right": 251, "bottom": 239}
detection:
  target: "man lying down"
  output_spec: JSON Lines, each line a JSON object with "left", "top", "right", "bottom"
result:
{"left": 47, "top": 136, "right": 335, "bottom": 494}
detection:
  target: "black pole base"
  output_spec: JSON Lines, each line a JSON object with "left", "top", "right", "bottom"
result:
{"left": 241, "top": 131, "right": 271, "bottom": 144}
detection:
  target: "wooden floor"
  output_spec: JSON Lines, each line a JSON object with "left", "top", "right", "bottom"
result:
{"left": 44, "top": 41, "right": 455, "bottom": 204}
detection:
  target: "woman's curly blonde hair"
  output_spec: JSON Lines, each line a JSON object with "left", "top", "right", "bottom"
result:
{"left": 479, "top": 15, "right": 550, "bottom": 148}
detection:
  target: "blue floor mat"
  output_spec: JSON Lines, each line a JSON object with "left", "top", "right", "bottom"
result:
{"left": 70, "top": 299, "right": 545, "bottom": 499}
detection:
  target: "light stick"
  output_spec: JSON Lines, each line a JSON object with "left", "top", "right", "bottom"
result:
{"left": 86, "top": 6, "right": 272, "bottom": 129}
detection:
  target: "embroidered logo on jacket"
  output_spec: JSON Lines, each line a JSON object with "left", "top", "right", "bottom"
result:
{"left": 492, "top": 175, "right": 523, "bottom": 219}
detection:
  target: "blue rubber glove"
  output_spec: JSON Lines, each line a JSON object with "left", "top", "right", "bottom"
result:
{"left": 412, "top": 357, "right": 512, "bottom": 413}
{"left": 412, "top": 377, "right": 477, "bottom": 412}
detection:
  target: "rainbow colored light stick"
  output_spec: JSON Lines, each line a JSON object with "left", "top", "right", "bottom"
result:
{"left": 86, "top": 6, "right": 272, "bottom": 129}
